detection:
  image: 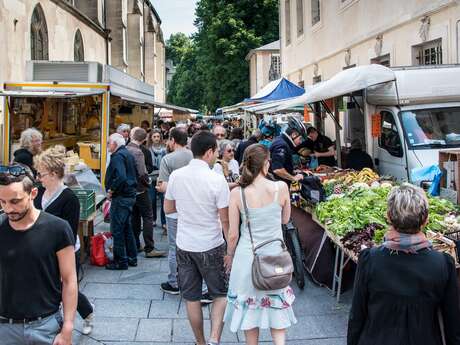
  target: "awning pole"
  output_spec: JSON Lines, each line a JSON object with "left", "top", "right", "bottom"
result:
{"left": 334, "top": 98, "right": 342, "bottom": 168}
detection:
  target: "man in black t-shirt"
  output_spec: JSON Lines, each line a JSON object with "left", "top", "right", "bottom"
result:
{"left": 302, "top": 127, "right": 337, "bottom": 167}
{"left": 0, "top": 166, "right": 77, "bottom": 345}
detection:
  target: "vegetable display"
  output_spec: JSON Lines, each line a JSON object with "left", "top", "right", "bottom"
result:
{"left": 313, "top": 182, "right": 458, "bottom": 257}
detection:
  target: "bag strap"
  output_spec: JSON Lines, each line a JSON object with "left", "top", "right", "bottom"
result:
{"left": 241, "top": 187, "right": 256, "bottom": 253}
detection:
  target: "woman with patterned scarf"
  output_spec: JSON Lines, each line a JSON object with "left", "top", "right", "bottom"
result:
{"left": 348, "top": 183, "right": 460, "bottom": 345}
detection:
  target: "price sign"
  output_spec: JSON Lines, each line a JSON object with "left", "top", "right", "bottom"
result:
{"left": 304, "top": 104, "right": 310, "bottom": 122}
{"left": 371, "top": 113, "right": 382, "bottom": 138}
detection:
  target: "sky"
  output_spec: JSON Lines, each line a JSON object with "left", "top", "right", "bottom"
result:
{"left": 150, "top": 0, "right": 198, "bottom": 41}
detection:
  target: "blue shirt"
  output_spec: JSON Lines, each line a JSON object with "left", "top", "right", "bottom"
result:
{"left": 269, "top": 134, "right": 296, "bottom": 184}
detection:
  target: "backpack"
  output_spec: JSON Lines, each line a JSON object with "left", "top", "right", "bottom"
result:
{"left": 300, "top": 175, "right": 326, "bottom": 204}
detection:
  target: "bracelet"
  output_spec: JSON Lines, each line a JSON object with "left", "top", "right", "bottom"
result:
{"left": 226, "top": 252, "right": 234, "bottom": 257}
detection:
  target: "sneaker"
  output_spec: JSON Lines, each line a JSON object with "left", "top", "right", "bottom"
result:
{"left": 145, "top": 249, "right": 167, "bottom": 258}
{"left": 200, "top": 293, "right": 213, "bottom": 305}
{"left": 82, "top": 303, "right": 95, "bottom": 335}
{"left": 105, "top": 262, "right": 128, "bottom": 270}
{"left": 160, "top": 282, "right": 180, "bottom": 295}
{"left": 128, "top": 259, "right": 138, "bottom": 267}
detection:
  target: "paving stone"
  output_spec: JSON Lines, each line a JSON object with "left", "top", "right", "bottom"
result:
{"left": 316, "top": 314, "right": 348, "bottom": 338}
{"left": 136, "top": 318, "right": 173, "bottom": 342}
{"left": 172, "top": 319, "right": 238, "bottom": 343}
{"left": 82, "top": 317, "right": 139, "bottom": 342}
{"left": 148, "top": 299, "right": 183, "bottom": 319}
{"left": 94, "top": 298, "right": 151, "bottom": 318}
{"left": 119, "top": 270, "right": 168, "bottom": 284}
{"left": 81, "top": 268, "right": 123, "bottom": 283}
{"left": 82, "top": 283, "right": 163, "bottom": 300}
{"left": 286, "top": 315, "right": 327, "bottom": 340}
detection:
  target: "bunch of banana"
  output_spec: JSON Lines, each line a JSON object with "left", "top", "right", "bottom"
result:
{"left": 337, "top": 168, "right": 379, "bottom": 185}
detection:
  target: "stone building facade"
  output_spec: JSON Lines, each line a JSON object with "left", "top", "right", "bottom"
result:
{"left": 246, "top": 40, "right": 281, "bottom": 97}
{"left": 0, "top": 0, "right": 166, "bottom": 121}
{"left": 280, "top": 0, "right": 460, "bottom": 86}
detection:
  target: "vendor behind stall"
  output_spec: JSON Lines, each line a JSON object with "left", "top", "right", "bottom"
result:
{"left": 13, "top": 128, "right": 43, "bottom": 176}
{"left": 300, "top": 127, "right": 336, "bottom": 167}
{"left": 345, "top": 139, "right": 374, "bottom": 171}
{"left": 269, "top": 117, "right": 307, "bottom": 185}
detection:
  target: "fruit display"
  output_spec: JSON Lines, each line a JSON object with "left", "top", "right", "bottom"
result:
{"left": 321, "top": 168, "right": 388, "bottom": 197}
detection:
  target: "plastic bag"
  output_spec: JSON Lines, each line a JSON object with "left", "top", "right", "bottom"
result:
{"left": 102, "top": 200, "right": 111, "bottom": 223}
{"left": 309, "top": 156, "right": 319, "bottom": 170}
{"left": 90, "top": 232, "right": 112, "bottom": 266}
{"left": 410, "top": 165, "right": 442, "bottom": 196}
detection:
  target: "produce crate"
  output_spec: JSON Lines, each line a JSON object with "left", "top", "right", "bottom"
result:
{"left": 72, "top": 189, "right": 96, "bottom": 220}
{"left": 439, "top": 150, "right": 460, "bottom": 204}
{"left": 445, "top": 230, "right": 460, "bottom": 263}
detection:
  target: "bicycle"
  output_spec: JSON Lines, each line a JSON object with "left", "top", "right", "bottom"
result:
{"left": 283, "top": 220, "right": 305, "bottom": 289}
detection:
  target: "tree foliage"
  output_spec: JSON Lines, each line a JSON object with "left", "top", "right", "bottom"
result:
{"left": 165, "top": 33, "right": 192, "bottom": 66}
{"left": 167, "top": 0, "right": 279, "bottom": 112}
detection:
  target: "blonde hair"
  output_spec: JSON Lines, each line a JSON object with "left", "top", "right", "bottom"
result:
{"left": 19, "top": 128, "right": 43, "bottom": 150}
{"left": 34, "top": 145, "right": 66, "bottom": 179}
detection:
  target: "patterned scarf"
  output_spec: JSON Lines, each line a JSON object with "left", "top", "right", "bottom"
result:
{"left": 382, "top": 228, "right": 432, "bottom": 254}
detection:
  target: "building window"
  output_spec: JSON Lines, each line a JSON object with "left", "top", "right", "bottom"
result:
{"left": 285, "top": 0, "right": 291, "bottom": 45}
{"left": 371, "top": 54, "right": 390, "bottom": 67}
{"left": 415, "top": 39, "right": 442, "bottom": 65}
{"left": 313, "top": 75, "right": 321, "bottom": 84}
{"left": 298, "top": 80, "right": 305, "bottom": 88}
{"left": 74, "top": 29, "right": 84, "bottom": 62}
{"left": 296, "top": 0, "right": 304, "bottom": 36}
{"left": 30, "top": 4, "right": 49, "bottom": 60}
{"left": 269, "top": 54, "right": 281, "bottom": 81}
{"left": 311, "top": 0, "right": 320, "bottom": 26}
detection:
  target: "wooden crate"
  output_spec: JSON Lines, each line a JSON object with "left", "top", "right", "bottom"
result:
{"left": 439, "top": 150, "right": 460, "bottom": 204}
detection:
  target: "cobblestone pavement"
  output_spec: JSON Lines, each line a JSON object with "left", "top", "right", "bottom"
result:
{"left": 73, "top": 220, "right": 351, "bottom": 345}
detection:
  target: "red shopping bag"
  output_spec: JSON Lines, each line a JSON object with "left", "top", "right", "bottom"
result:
{"left": 90, "top": 232, "right": 112, "bottom": 266}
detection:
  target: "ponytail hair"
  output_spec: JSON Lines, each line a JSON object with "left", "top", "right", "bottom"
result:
{"left": 239, "top": 144, "right": 269, "bottom": 188}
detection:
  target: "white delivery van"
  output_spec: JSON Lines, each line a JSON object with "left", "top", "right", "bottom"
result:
{"left": 279, "top": 64, "right": 460, "bottom": 181}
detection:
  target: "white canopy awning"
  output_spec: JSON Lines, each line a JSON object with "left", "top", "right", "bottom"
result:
{"left": 242, "top": 97, "right": 304, "bottom": 114}
{"left": 276, "top": 64, "right": 396, "bottom": 111}
{"left": 0, "top": 90, "right": 105, "bottom": 98}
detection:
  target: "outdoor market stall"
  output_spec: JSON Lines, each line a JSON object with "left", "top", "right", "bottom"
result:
{"left": 291, "top": 166, "right": 460, "bottom": 303}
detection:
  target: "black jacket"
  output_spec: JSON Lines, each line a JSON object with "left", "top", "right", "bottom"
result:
{"left": 13, "top": 148, "right": 36, "bottom": 176}
{"left": 105, "top": 146, "right": 137, "bottom": 198}
{"left": 141, "top": 145, "right": 154, "bottom": 174}
{"left": 235, "top": 137, "right": 258, "bottom": 165}
{"left": 346, "top": 149, "right": 374, "bottom": 171}
{"left": 348, "top": 247, "right": 460, "bottom": 345}
{"left": 269, "top": 134, "right": 296, "bottom": 185}
{"left": 34, "top": 188, "right": 80, "bottom": 241}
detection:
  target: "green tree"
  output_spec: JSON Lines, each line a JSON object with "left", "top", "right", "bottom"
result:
{"left": 167, "top": 0, "right": 279, "bottom": 112}
{"left": 165, "top": 33, "right": 192, "bottom": 66}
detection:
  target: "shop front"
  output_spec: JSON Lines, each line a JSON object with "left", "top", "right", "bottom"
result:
{"left": 1, "top": 62, "right": 156, "bottom": 186}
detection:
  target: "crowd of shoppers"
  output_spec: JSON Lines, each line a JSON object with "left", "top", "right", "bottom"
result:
{"left": 3, "top": 118, "right": 460, "bottom": 345}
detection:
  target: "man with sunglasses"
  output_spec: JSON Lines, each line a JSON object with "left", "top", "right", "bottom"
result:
{"left": 0, "top": 165, "right": 77, "bottom": 345}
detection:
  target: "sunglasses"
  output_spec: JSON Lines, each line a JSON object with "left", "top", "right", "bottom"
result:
{"left": 226, "top": 149, "right": 234, "bottom": 153}
{"left": 0, "top": 165, "right": 35, "bottom": 181}
{"left": 216, "top": 134, "right": 225, "bottom": 138}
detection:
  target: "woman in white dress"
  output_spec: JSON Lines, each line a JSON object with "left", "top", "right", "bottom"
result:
{"left": 224, "top": 144, "right": 297, "bottom": 345}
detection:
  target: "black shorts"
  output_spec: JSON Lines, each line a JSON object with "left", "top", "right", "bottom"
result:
{"left": 177, "top": 243, "right": 228, "bottom": 301}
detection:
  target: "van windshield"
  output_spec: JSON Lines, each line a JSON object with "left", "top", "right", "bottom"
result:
{"left": 400, "top": 107, "right": 460, "bottom": 149}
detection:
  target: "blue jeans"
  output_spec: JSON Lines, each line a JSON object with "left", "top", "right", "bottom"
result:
{"left": 110, "top": 196, "right": 137, "bottom": 266}
{"left": 150, "top": 185, "right": 166, "bottom": 226}
{"left": 166, "top": 216, "right": 178, "bottom": 288}
{"left": 0, "top": 311, "right": 63, "bottom": 344}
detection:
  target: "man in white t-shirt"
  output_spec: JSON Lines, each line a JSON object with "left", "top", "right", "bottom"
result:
{"left": 165, "top": 131, "right": 230, "bottom": 345}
